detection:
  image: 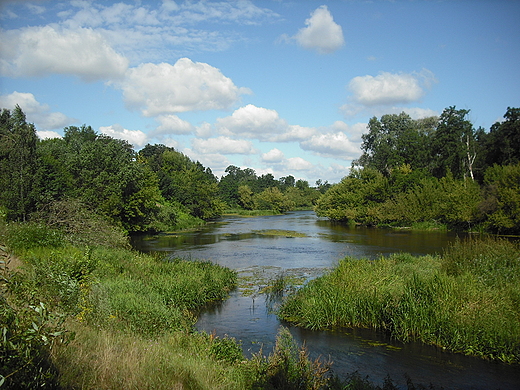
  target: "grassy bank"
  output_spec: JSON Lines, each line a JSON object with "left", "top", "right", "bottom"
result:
{"left": 279, "top": 237, "right": 520, "bottom": 363}
{"left": 0, "top": 221, "right": 347, "bottom": 389}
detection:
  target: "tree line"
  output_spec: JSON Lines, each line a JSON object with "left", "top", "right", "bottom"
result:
{"left": 316, "top": 106, "right": 520, "bottom": 234}
{"left": 0, "top": 106, "right": 323, "bottom": 233}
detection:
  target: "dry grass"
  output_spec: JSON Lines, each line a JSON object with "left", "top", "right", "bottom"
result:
{"left": 54, "top": 321, "right": 247, "bottom": 390}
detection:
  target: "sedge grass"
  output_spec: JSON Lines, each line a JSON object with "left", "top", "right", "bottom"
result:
{"left": 279, "top": 238, "right": 520, "bottom": 363}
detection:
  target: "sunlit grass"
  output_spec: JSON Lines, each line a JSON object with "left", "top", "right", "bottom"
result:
{"left": 253, "top": 229, "right": 307, "bottom": 238}
{"left": 279, "top": 238, "right": 520, "bottom": 363}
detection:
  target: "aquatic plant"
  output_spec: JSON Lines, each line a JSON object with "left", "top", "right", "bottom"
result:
{"left": 279, "top": 238, "right": 520, "bottom": 363}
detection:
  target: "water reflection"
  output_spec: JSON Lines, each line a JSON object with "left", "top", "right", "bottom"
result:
{"left": 131, "top": 211, "right": 519, "bottom": 389}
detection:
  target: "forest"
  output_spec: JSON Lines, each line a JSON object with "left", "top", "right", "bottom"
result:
{"left": 316, "top": 106, "right": 520, "bottom": 235}
{"left": 1, "top": 105, "right": 519, "bottom": 235}
{"left": 0, "top": 106, "right": 323, "bottom": 234}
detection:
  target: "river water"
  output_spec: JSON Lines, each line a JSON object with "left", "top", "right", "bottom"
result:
{"left": 131, "top": 211, "right": 519, "bottom": 389}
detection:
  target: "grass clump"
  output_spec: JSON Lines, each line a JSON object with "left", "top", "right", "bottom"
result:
{"left": 254, "top": 229, "right": 307, "bottom": 238}
{"left": 279, "top": 237, "right": 520, "bottom": 363}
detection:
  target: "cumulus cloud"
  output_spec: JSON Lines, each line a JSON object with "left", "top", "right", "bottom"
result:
{"left": 285, "top": 157, "right": 314, "bottom": 171}
{"left": 217, "top": 104, "right": 315, "bottom": 141}
{"left": 300, "top": 132, "right": 361, "bottom": 160}
{"left": 347, "top": 69, "right": 436, "bottom": 106}
{"left": 0, "top": 91, "right": 75, "bottom": 130}
{"left": 37, "top": 130, "right": 62, "bottom": 140}
{"left": 0, "top": 26, "right": 129, "bottom": 81}
{"left": 154, "top": 114, "right": 195, "bottom": 135}
{"left": 262, "top": 148, "right": 285, "bottom": 163}
{"left": 115, "top": 59, "right": 249, "bottom": 117}
{"left": 285, "top": 5, "right": 344, "bottom": 54}
{"left": 99, "top": 124, "right": 148, "bottom": 147}
{"left": 192, "top": 136, "right": 256, "bottom": 155}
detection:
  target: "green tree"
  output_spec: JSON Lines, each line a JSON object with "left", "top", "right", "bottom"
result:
{"left": 480, "top": 107, "right": 520, "bottom": 169}
{"left": 60, "top": 127, "right": 161, "bottom": 232}
{"left": 480, "top": 163, "right": 520, "bottom": 234}
{"left": 139, "top": 144, "right": 223, "bottom": 220}
{"left": 218, "top": 165, "right": 258, "bottom": 206}
{"left": 430, "top": 106, "right": 476, "bottom": 180}
{"left": 354, "top": 112, "right": 433, "bottom": 175}
{"left": 253, "top": 187, "right": 295, "bottom": 213}
{"left": 314, "top": 168, "right": 389, "bottom": 224}
{"left": 238, "top": 185, "right": 254, "bottom": 210}
{"left": 0, "top": 106, "right": 39, "bottom": 221}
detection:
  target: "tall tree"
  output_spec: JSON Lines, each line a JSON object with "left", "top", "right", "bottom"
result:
{"left": 480, "top": 107, "right": 520, "bottom": 168}
{"left": 430, "top": 106, "right": 475, "bottom": 180}
{"left": 0, "top": 106, "right": 39, "bottom": 221}
{"left": 354, "top": 112, "right": 433, "bottom": 175}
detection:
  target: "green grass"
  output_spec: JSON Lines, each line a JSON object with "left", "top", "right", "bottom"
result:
{"left": 223, "top": 208, "right": 281, "bottom": 217}
{"left": 279, "top": 237, "right": 520, "bottom": 363}
{"left": 253, "top": 229, "right": 307, "bottom": 238}
{"left": 2, "top": 221, "right": 350, "bottom": 389}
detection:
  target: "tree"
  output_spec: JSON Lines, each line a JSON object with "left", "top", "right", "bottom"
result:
{"left": 253, "top": 187, "right": 295, "bottom": 213}
{"left": 430, "top": 106, "right": 475, "bottom": 180}
{"left": 139, "top": 144, "right": 223, "bottom": 220}
{"left": 218, "top": 165, "right": 257, "bottom": 206}
{"left": 314, "top": 168, "right": 389, "bottom": 223}
{"left": 354, "top": 112, "right": 433, "bottom": 175}
{"left": 0, "top": 106, "right": 39, "bottom": 221}
{"left": 480, "top": 107, "right": 520, "bottom": 168}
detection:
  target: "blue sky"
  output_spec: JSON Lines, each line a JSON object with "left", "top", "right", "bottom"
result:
{"left": 1, "top": 0, "right": 519, "bottom": 184}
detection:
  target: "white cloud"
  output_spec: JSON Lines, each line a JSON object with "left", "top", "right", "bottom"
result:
{"left": 300, "top": 132, "right": 361, "bottom": 160}
{"left": 285, "top": 157, "right": 314, "bottom": 171}
{"left": 115, "top": 59, "right": 249, "bottom": 117}
{"left": 195, "top": 122, "right": 213, "bottom": 138}
{"left": 330, "top": 121, "right": 367, "bottom": 142}
{"left": 262, "top": 148, "right": 285, "bottom": 163}
{"left": 0, "top": 26, "right": 129, "bottom": 81}
{"left": 51, "top": 1, "right": 280, "bottom": 64}
{"left": 99, "top": 124, "right": 148, "bottom": 147}
{"left": 182, "top": 148, "right": 232, "bottom": 177}
{"left": 401, "top": 107, "right": 439, "bottom": 119}
{"left": 0, "top": 91, "right": 75, "bottom": 130}
{"left": 217, "top": 104, "right": 284, "bottom": 137}
{"left": 292, "top": 5, "right": 344, "bottom": 54}
{"left": 37, "top": 130, "right": 62, "bottom": 140}
{"left": 155, "top": 114, "right": 195, "bottom": 135}
{"left": 347, "top": 69, "right": 436, "bottom": 106}
{"left": 217, "top": 104, "right": 316, "bottom": 142}
{"left": 192, "top": 136, "right": 256, "bottom": 155}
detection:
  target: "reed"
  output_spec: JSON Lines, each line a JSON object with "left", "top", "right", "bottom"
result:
{"left": 279, "top": 238, "right": 520, "bottom": 363}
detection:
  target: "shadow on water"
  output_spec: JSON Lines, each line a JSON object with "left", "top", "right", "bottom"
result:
{"left": 131, "top": 211, "right": 520, "bottom": 389}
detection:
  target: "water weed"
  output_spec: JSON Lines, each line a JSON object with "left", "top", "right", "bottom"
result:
{"left": 279, "top": 238, "right": 520, "bottom": 363}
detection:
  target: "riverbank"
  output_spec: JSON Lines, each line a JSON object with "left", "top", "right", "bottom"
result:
{"left": 278, "top": 237, "right": 520, "bottom": 363}
{"left": 0, "top": 220, "right": 382, "bottom": 389}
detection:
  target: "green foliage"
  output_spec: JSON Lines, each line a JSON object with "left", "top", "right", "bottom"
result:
{"left": 314, "top": 168, "right": 388, "bottom": 223}
{"left": 355, "top": 112, "right": 433, "bottom": 176}
{"left": 250, "top": 327, "right": 332, "bottom": 390}
{"left": 253, "top": 187, "right": 295, "bottom": 213}
{"left": 279, "top": 238, "right": 520, "bottom": 363}
{"left": 0, "top": 106, "right": 39, "bottom": 221}
{"left": 140, "top": 144, "right": 223, "bottom": 221}
{"left": 208, "top": 334, "right": 244, "bottom": 364}
{"left": 4, "top": 223, "right": 64, "bottom": 252}
{"left": 480, "top": 163, "right": 520, "bottom": 234}
{"left": 32, "top": 199, "right": 129, "bottom": 248}
{"left": 0, "top": 246, "right": 69, "bottom": 389}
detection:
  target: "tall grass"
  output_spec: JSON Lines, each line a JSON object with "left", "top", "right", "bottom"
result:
{"left": 279, "top": 237, "right": 520, "bottom": 363}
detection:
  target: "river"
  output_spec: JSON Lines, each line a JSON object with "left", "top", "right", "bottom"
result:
{"left": 131, "top": 210, "right": 520, "bottom": 389}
